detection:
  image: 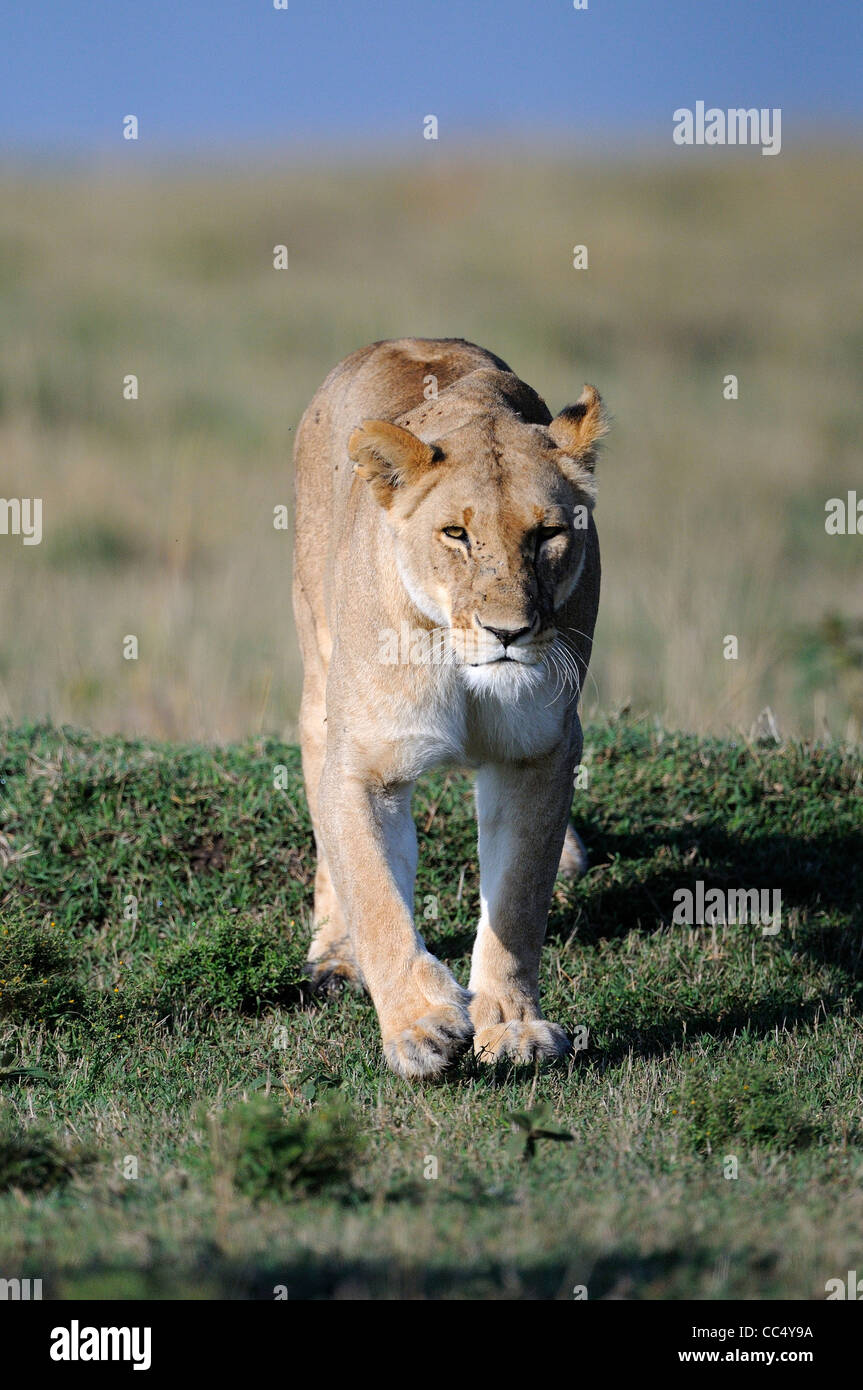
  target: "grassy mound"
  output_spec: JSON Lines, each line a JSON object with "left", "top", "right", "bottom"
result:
{"left": 0, "top": 718, "right": 860, "bottom": 1298}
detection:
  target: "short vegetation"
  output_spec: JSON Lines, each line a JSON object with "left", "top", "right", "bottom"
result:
{"left": 0, "top": 719, "right": 860, "bottom": 1297}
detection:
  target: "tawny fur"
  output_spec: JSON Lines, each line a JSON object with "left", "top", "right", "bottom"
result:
{"left": 292, "top": 338, "right": 604, "bottom": 1078}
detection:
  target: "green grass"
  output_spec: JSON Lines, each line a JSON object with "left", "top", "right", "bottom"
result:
{"left": 0, "top": 718, "right": 861, "bottom": 1299}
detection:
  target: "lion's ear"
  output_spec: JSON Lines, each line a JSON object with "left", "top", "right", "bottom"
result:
{"left": 348, "top": 420, "right": 439, "bottom": 508}
{"left": 548, "top": 385, "right": 607, "bottom": 474}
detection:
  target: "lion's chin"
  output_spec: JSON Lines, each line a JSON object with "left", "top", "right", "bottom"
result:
{"left": 460, "top": 656, "right": 546, "bottom": 698}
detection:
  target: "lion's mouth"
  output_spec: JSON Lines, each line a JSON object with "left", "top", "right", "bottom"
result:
{"left": 468, "top": 651, "right": 539, "bottom": 668}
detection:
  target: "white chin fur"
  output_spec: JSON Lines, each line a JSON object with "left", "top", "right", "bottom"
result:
{"left": 461, "top": 659, "right": 546, "bottom": 698}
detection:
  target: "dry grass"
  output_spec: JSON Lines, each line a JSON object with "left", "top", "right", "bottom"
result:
{"left": 1, "top": 151, "right": 861, "bottom": 741}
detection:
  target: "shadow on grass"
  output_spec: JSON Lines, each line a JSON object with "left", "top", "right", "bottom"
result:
{"left": 580, "top": 995, "right": 837, "bottom": 1068}
{"left": 50, "top": 1243, "right": 737, "bottom": 1300}
{"left": 311, "top": 819, "right": 863, "bottom": 1070}
{"left": 431, "top": 822, "right": 862, "bottom": 1070}
{"left": 549, "top": 824, "right": 862, "bottom": 944}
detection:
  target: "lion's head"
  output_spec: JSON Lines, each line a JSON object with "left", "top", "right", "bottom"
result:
{"left": 348, "top": 370, "right": 605, "bottom": 695}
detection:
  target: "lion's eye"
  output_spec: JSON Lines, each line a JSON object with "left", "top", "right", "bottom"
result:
{"left": 442, "top": 526, "right": 469, "bottom": 543}
{"left": 536, "top": 525, "right": 567, "bottom": 547}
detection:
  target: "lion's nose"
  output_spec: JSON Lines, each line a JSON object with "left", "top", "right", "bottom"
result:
{"left": 476, "top": 617, "right": 535, "bottom": 648}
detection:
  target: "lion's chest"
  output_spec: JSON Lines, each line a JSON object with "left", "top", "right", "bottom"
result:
{"left": 461, "top": 684, "right": 571, "bottom": 765}
{"left": 351, "top": 666, "right": 574, "bottom": 781}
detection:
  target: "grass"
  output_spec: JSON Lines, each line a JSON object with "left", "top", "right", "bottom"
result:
{"left": 1, "top": 152, "right": 862, "bottom": 741}
{"left": 0, "top": 716, "right": 861, "bottom": 1299}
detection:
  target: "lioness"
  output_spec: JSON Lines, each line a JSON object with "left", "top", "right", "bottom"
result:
{"left": 292, "top": 338, "right": 604, "bottom": 1078}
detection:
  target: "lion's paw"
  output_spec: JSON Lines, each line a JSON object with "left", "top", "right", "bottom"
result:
{"left": 381, "top": 956, "right": 473, "bottom": 1078}
{"left": 383, "top": 1003, "right": 474, "bottom": 1079}
{"left": 305, "top": 952, "right": 364, "bottom": 996}
{"left": 473, "top": 1019, "right": 571, "bottom": 1066}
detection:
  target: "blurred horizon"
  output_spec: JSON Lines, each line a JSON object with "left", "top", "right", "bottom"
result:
{"left": 2, "top": 149, "right": 862, "bottom": 744}
{"left": 0, "top": 4, "right": 861, "bottom": 745}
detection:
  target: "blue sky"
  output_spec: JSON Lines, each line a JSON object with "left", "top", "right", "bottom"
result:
{"left": 1, "top": 0, "right": 861, "bottom": 156}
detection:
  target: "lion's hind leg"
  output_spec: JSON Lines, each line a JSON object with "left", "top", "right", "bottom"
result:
{"left": 306, "top": 854, "right": 364, "bottom": 995}
{"left": 294, "top": 583, "right": 362, "bottom": 995}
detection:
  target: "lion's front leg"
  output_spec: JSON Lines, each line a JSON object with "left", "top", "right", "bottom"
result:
{"left": 469, "top": 754, "right": 576, "bottom": 1065}
{"left": 318, "top": 755, "right": 472, "bottom": 1078}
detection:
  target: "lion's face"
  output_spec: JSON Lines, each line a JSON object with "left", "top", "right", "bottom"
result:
{"left": 391, "top": 432, "right": 593, "bottom": 694}
{"left": 348, "top": 385, "right": 604, "bottom": 695}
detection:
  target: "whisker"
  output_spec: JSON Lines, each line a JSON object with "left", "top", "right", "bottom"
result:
{"left": 542, "top": 635, "right": 583, "bottom": 708}
{"left": 543, "top": 646, "right": 565, "bottom": 707}
{"left": 559, "top": 629, "right": 600, "bottom": 704}
{"left": 560, "top": 642, "right": 582, "bottom": 704}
